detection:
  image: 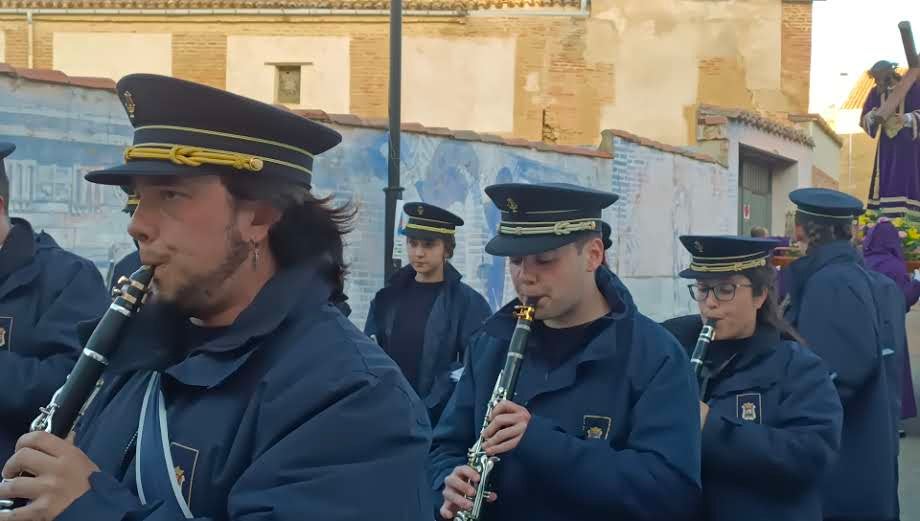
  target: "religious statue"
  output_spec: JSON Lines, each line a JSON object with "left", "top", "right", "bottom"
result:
{"left": 861, "top": 22, "right": 920, "bottom": 220}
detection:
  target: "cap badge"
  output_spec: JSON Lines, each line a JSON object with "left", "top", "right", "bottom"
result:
{"left": 122, "top": 91, "right": 137, "bottom": 120}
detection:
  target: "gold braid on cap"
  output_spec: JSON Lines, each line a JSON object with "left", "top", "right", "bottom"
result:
{"left": 124, "top": 144, "right": 267, "bottom": 173}
{"left": 499, "top": 218, "right": 598, "bottom": 236}
{"left": 688, "top": 258, "right": 768, "bottom": 273}
{"left": 405, "top": 223, "right": 456, "bottom": 235}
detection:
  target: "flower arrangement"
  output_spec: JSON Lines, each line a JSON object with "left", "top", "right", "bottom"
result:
{"left": 856, "top": 210, "right": 920, "bottom": 261}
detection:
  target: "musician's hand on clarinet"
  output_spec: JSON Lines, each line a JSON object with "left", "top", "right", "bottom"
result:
{"left": 482, "top": 400, "right": 531, "bottom": 456}
{"left": 441, "top": 466, "right": 497, "bottom": 519}
{"left": 699, "top": 402, "right": 710, "bottom": 431}
{"left": 0, "top": 431, "right": 98, "bottom": 521}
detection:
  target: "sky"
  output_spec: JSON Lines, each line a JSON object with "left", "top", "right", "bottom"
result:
{"left": 810, "top": 0, "right": 920, "bottom": 113}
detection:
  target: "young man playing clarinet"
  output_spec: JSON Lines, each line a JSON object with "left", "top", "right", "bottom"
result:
{"left": 428, "top": 182, "right": 701, "bottom": 521}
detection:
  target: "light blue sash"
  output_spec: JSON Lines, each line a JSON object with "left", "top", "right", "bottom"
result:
{"left": 136, "top": 372, "right": 194, "bottom": 519}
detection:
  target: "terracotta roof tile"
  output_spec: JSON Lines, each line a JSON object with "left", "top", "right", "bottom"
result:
{"left": 0, "top": 0, "right": 580, "bottom": 10}
{"left": 296, "top": 108, "right": 328, "bottom": 120}
{"left": 697, "top": 104, "right": 815, "bottom": 147}
{"left": 294, "top": 110, "right": 612, "bottom": 158}
{"left": 421, "top": 126, "right": 453, "bottom": 137}
{"left": 0, "top": 63, "right": 116, "bottom": 91}
{"left": 67, "top": 76, "right": 118, "bottom": 90}
{"left": 16, "top": 68, "right": 71, "bottom": 84}
{"left": 400, "top": 122, "right": 428, "bottom": 132}
{"left": 476, "top": 133, "right": 506, "bottom": 144}
{"left": 600, "top": 129, "right": 720, "bottom": 165}
{"left": 451, "top": 130, "right": 480, "bottom": 141}
{"left": 788, "top": 112, "right": 844, "bottom": 147}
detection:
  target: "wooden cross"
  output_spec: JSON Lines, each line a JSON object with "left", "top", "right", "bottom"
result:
{"left": 876, "top": 21, "right": 920, "bottom": 121}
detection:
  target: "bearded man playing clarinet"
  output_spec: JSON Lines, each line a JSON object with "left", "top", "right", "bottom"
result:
{"left": 428, "top": 183, "right": 701, "bottom": 521}
{"left": 0, "top": 74, "right": 432, "bottom": 521}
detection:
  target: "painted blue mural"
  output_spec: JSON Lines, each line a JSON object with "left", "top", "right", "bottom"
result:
{"left": 0, "top": 74, "right": 733, "bottom": 324}
{"left": 0, "top": 75, "right": 135, "bottom": 278}
{"left": 312, "top": 126, "right": 609, "bottom": 325}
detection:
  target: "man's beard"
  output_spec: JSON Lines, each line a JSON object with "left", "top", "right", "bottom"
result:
{"left": 161, "top": 223, "right": 251, "bottom": 318}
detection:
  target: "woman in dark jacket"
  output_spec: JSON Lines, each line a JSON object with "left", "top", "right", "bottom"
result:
{"left": 663, "top": 235, "right": 842, "bottom": 521}
{"left": 365, "top": 202, "right": 491, "bottom": 424}
{"left": 863, "top": 219, "right": 919, "bottom": 420}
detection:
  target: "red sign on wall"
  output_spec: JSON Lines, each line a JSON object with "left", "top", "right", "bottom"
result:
{"left": 743, "top": 204, "right": 751, "bottom": 221}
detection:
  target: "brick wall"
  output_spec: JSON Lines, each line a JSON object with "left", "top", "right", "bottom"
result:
{"left": 781, "top": 0, "right": 813, "bottom": 113}
{"left": 697, "top": 57, "right": 755, "bottom": 110}
{"left": 1, "top": 2, "right": 811, "bottom": 147}
{"left": 1, "top": 22, "right": 29, "bottom": 67}
{"left": 811, "top": 165, "right": 839, "bottom": 190}
{"left": 0, "top": 15, "right": 615, "bottom": 145}
{"left": 173, "top": 32, "right": 227, "bottom": 89}
{"left": 514, "top": 18, "right": 615, "bottom": 146}
{"left": 349, "top": 32, "right": 389, "bottom": 118}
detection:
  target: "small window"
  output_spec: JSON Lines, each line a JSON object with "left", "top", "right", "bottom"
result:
{"left": 275, "top": 65, "right": 302, "bottom": 104}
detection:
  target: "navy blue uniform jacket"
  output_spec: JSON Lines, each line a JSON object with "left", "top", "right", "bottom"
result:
{"left": 0, "top": 218, "right": 108, "bottom": 459}
{"left": 785, "top": 241, "right": 900, "bottom": 520}
{"left": 428, "top": 267, "right": 702, "bottom": 521}
{"left": 365, "top": 263, "right": 491, "bottom": 421}
{"left": 663, "top": 315, "right": 842, "bottom": 521}
{"left": 61, "top": 266, "right": 433, "bottom": 521}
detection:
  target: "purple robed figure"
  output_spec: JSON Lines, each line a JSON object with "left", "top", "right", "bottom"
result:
{"left": 861, "top": 61, "right": 920, "bottom": 218}
{"left": 863, "top": 220, "right": 919, "bottom": 419}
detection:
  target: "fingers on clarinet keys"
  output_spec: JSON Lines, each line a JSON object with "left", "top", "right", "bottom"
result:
{"left": 441, "top": 465, "right": 496, "bottom": 518}
{"left": 111, "top": 275, "right": 130, "bottom": 298}
{"left": 0, "top": 478, "right": 17, "bottom": 511}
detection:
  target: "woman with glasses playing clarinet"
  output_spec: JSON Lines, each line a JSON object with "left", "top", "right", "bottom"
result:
{"left": 661, "top": 235, "right": 843, "bottom": 521}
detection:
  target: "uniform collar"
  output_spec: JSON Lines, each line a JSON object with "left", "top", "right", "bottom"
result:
{"left": 504, "top": 268, "right": 636, "bottom": 404}
{"left": 484, "top": 267, "right": 632, "bottom": 364}
{"left": 387, "top": 262, "right": 461, "bottom": 288}
{"left": 99, "top": 264, "right": 332, "bottom": 388}
{"left": 708, "top": 323, "right": 779, "bottom": 373}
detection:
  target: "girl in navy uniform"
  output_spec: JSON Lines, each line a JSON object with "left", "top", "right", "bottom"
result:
{"left": 664, "top": 235, "right": 842, "bottom": 521}
{"left": 366, "top": 202, "right": 491, "bottom": 424}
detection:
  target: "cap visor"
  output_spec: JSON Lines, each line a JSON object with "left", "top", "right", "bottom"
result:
{"left": 85, "top": 160, "right": 221, "bottom": 186}
{"left": 404, "top": 228, "right": 453, "bottom": 241}
{"left": 678, "top": 267, "right": 768, "bottom": 279}
{"left": 485, "top": 232, "right": 594, "bottom": 257}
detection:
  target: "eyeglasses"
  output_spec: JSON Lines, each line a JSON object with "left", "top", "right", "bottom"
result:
{"left": 688, "top": 283, "right": 753, "bottom": 302}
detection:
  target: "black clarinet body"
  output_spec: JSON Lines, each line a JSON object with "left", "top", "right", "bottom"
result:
{"left": 456, "top": 299, "right": 535, "bottom": 521}
{"left": 690, "top": 318, "right": 717, "bottom": 384}
{"left": 32, "top": 265, "right": 155, "bottom": 437}
{"left": 0, "top": 265, "right": 154, "bottom": 511}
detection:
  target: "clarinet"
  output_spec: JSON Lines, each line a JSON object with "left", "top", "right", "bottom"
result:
{"left": 690, "top": 318, "right": 717, "bottom": 396}
{"left": 0, "top": 265, "right": 154, "bottom": 510}
{"left": 456, "top": 299, "right": 535, "bottom": 521}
